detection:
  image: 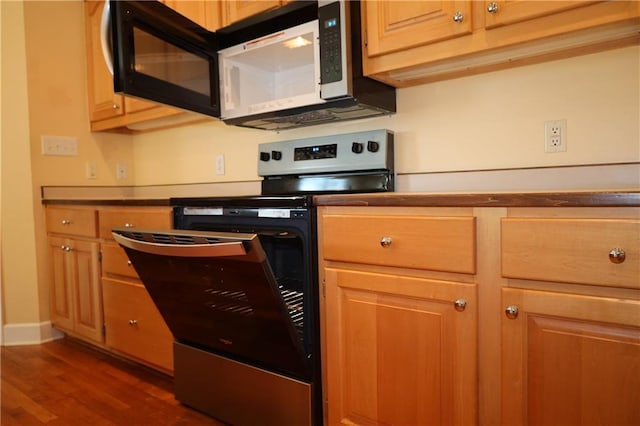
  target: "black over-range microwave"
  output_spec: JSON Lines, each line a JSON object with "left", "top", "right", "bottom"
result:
{"left": 107, "top": 0, "right": 396, "bottom": 130}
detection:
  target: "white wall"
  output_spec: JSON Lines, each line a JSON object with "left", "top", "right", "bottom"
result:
{"left": 131, "top": 46, "right": 640, "bottom": 186}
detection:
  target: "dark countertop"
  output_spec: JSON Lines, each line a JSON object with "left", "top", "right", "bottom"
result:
{"left": 42, "top": 191, "right": 640, "bottom": 208}
{"left": 42, "top": 198, "right": 172, "bottom": 206}
{"left": 313, "top": 191, "right": 640, "bottom": 207}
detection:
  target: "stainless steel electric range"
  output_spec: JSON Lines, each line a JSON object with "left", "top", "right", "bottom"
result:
{"left": 113, "top": 129, "right": 394, "bottom": 425}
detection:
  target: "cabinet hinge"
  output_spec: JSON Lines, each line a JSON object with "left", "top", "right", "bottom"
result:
{"left": 364, "top": 30, "right": 368, "bottom": 48}
{"left": 322, "top": 279, "right": 326, "bottom": 298}
{"left": 98, "top": 250, "right": 102, "bottom": 262}
{"left": 102, "top": 323, "right": 106, "bottom": 337}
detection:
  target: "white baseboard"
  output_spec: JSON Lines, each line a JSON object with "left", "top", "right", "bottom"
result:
{"left": 2, "top": 321, "right": 65, "bottom": 346}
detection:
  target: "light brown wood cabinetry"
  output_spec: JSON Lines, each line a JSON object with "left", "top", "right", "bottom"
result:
{"left": 501, "top": 287, "right": 640, "bottom": 426}
{"left": 99, "top": 206, "right": 174, "bottom": 373}
{"left": 221, "top": 0, "right": 283, "bottom": 27}
{"left": 46, "top": 206, "right": 103, "bottom": 344}
{"left": 361, "top": 0, "right": 640, "bottom": 87}
{"left": 317, "top": 199, "right": 640, "bottom": 425}
{"left": 162, "top": 0, "right": 222, "bottom": 30}
{"left": 319, "top": 207, "right": 478, "bottom": 426}
{"left": 84, "top": 1, "right": 206, "bottom": 133}
{"left": 498, "top": 210, "right": 640, "bottom": 425}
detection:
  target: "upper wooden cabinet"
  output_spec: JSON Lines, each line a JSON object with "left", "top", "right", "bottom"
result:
{"left": 220, "top": 0, "right": 283, "bottom": 27}
{"left": 84, "top": 0, "right": 208, "bottom": 132}
{"left": 361, "top": 0, "right": 640, "bottom": 87}
{"left": 163, "top": 0, "right": 222, "bottom": 30}
{"left": 365, "top": 1, "right": 472, "bottom": 57}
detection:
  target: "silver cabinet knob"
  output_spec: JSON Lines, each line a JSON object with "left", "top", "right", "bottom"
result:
{"left": 454, "top": 299, "right": 467, "bottom": 312}
{"left": 127, "top": 260, "right": 132, "bottom": 266}
{"left": 112, "top": 104, "right": 119, "bottom": 109}
{"left": 128, "top": 319, "right": 137, "bottom": 326}
{"left": 609, "top": 248, "right": 626, "bottom": 264}
{"left": 60, "top": 245, "right": 72, "bottom": 252}
{"left": 505, "top": 305, "right": 519, "bottom": 319}
{"left": 124, "top": 223, "right": 135, "bottom": 228}
{"left": 61, "top": 219, "right": 71, "bottom": 225}
{"left": 453, "top": 11, "right": 464, "bottom": 22}
{"left": 380, "top": 236, "right": 393, "bottom": 248}
{"left": 487, "top": 2, "right": 499, "bottom": 14}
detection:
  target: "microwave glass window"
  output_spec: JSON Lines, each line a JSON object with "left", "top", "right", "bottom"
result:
{"left": 219, "top": 21, "right": 322, "bottom": 120}
{"left": 133, "top": 27, "right": 210, "bottom": 97}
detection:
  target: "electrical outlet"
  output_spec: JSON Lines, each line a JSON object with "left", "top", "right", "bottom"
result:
{"left": 215, "top": 154, "right": 225, "bottom": 175}
{"left": 544, "top": 119, "right": 567, "bottom": 153}
{"left": 86, "top": 162, "right": 97, "bottom": 179}
{"left": 116, "top": 163, "right": 127, "bottom": 180}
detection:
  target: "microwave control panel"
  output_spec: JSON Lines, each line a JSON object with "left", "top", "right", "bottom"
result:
{"left": 318, "top": 1, "right": 342, "bottom": 84}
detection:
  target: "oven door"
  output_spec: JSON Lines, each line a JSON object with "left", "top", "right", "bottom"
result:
{"left": 112, "top": 228, "right": 310, "bottom": 380}
{"left": 109, "top": 0, "right": 220, "bottom": 117}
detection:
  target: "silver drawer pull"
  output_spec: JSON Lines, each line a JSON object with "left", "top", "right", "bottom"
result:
{"left": 128, "top": 319, "right": 137, "bottom": 326}
{"left": 127, "top": 260, "right": 132, "bottom": 266}
{"left": 505, "top": 305, "right": 519, "bottom": 319}
{"left": 124, "top": 223, "right": 135, "bottom": 228}
{"left": 454, "top": 299, "right": 467, "bottom": 312}
{"left": 608, "top": 248, "right": 626, "bottom": 264}
{"left": 380, "top": 236, "right": 393, "bottom": 248}
{"left": 61, "top": 219, "right": 71, "bottom": 225}
{"left": 453, "top": 11, "right": 464, "bottom": 22}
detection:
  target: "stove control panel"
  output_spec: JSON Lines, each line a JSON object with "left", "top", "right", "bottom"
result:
{"left": 258, "top": 129, "right": 394, "bottom": 177}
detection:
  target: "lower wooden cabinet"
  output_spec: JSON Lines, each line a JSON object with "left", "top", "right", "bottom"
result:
{"left": 324, "top": 268, "right": 477, "bottom": 425}
{"left": 501, "top": 287, "right": 640, "bottom": 426}
{"left": 102, "top": 277, "right": 174, "bottom": 373}
{"left": 48, "top": 236, "right": 103, "bottom": 344}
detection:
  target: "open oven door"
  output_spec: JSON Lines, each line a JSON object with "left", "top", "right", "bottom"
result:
{"left": 108, "top": 0, "right": 220, "bottom": 118}
{"left": 112, "top": 228, "right": 310, "bottom": 380}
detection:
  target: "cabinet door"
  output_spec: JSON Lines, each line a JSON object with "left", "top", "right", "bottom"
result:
{"left": 103, "top": 278, "right": 174, "bottom": 372}
{"left": 484, "top": 0, "right": 596, "bottom": 29}
{"left": 501, "top": 288, "right": 640, "bottom": 426}
{"left": 163, "top": 0, "right": 221, "bottom": 30}
{"left": 221, "top": 0, "right": 281, "bottom": 26}
{"left": 364, "top": 0, "right": 472, "bottom": 57}
{"left": 85, "top": 1, "right": 124, "bottom": 122}
{"left": 325, "top": 267, "right": 477, "bottom": 425}
{"left": 48, "top": 236, "right": 75, "bottom": 331}
{"left": 69, "top": 239, "right": 103, "bottom": 344}
{"left": 48, "top": 237, "right": 102, "bottom": 344}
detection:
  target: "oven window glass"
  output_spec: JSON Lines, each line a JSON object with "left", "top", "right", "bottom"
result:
{"left": 133, "top": 27, "right": 210, "bottom": 96}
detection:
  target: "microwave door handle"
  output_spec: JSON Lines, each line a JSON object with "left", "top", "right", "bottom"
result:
{"left": 112, "top": 232, "right": 249, "bottom": 258}
{"left": 100, "top": 1, "right": 114, "bottom": 75}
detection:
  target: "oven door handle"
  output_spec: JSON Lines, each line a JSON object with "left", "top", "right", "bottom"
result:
{"left": 113, "top": 231, "right": 253, "bottom": 258}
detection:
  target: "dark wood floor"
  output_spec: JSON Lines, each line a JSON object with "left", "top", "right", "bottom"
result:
{"left": 1, "top": 338, "right": 225, "bottom": 425}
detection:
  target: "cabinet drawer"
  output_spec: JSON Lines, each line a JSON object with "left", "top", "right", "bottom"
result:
{"left": 102, "top": 278, "right": 173, "bottom": 372}
{"left": 99, "top": 207, "right": 172, "bottom": 240}
{"left": 501, "top": 218, "right": 640, "bottom": 289}
{"left": 46, "top": 207, "right": 98, "bottom": 237}
{"left": 101, "top": 242, "right": 139, "bottom": 279}
{"left": 322, "top": 215, "right": 476, "bottom": 274}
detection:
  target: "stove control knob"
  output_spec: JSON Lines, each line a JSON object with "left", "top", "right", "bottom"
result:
{"left": 260, "top": 151, "right": 271, "bottom": 162}
{"left": 352, "top": 142, "right": 364, "bottom": 154}
{"left": 271, "top": 150, "right": 282, "bottom": 161}
{"left": 367, "top": 141, "right": 380, "bottom": 152}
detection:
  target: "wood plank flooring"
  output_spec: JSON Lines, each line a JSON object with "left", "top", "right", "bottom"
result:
{"left": 1, "top": 338, "right": 225, "bottom": 425}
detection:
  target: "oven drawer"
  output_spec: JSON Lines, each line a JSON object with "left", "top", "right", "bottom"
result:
{"left": 46, "top": 206, "right": 98, "bottom": 238}
{"left": 101, "top": 242, "right": 139, "bottom": 279}
{"left": 501, "top": 218, "right": 640, "bottom": 289}
{"left": 322, "top": 214, "right": 476, "bottom": 274}
{"left": 102, "top": 278, "right": 174, "bottom": 372}
{"left": 99, "top": 207, "right": 173, "bottom": 240}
